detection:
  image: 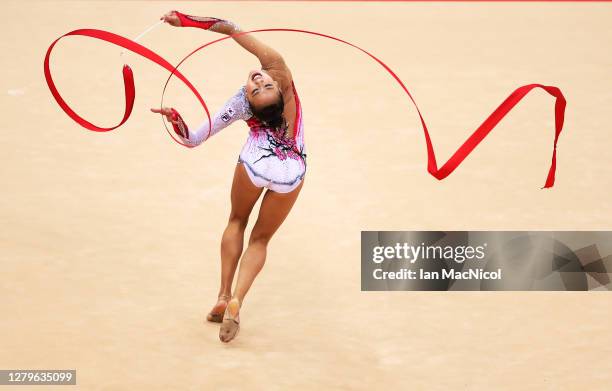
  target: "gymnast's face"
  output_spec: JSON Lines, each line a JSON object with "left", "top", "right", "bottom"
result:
{"left": 245, "top": 70, "right": 281, "bottom": 110}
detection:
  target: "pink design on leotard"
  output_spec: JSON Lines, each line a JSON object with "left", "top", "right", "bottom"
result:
{"left": 245, "top": 81, "right": 305, "bottom": 164}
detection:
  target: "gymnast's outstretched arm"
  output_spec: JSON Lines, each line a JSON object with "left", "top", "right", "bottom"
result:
{"left": 150, "top": 87, "right": 252, "bottom": 147}
{"left": 161, "top": 10, "right": 289, "bottom": 73}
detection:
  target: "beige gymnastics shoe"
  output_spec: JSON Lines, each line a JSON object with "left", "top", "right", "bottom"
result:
{"left": 206, "top": 294, "right": 231, "bottom": 323}
{"left": 219, "top": 298, "right": 241, "bottom": 343}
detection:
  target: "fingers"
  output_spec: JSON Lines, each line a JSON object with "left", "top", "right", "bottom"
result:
{"left": 150, "top": 107, "right": 175, "bottom": 123}
{"left": 150, "top": 107, "right": 172, "bottom": 114}
{"left": 160, "top": 11, "right": 176, "bottom": 23}
{"left": 159, "top": 10, "right": 181, "bottom": 27}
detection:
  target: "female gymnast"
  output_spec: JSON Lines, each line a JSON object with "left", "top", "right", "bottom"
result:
{"left": 151, "top": 10, "right": 307, "bottom": 343}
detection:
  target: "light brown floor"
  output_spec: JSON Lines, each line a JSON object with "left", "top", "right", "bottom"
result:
{"left": 2, "top": 1, "right": 611, "bottom": 390}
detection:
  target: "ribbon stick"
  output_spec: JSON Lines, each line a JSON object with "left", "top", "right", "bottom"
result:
{"left": 44, "top": 28, "right": 567, "bottom": 187}
{"left": 119, "top": 20, "right": 164, "bottom": 60}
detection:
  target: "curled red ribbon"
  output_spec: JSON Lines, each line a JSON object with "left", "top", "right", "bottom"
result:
{"left": 44, "top": 28, "right": 566, "bottom": 188}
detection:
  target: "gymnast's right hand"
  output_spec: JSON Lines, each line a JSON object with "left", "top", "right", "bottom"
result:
{"left": 160, "top": 11, "right": 181, "bottom": 27}
{"left": 150, "top": 107, "right": 178, "bottom": 125}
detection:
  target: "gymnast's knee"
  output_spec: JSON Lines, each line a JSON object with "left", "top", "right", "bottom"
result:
{"left": 248, "top": 231, "right": 272, "bottom": 247}
{"left": 227, "top": 212, "right": 249, "bottom": 230}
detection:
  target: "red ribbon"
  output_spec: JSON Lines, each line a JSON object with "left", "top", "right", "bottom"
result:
{"left": 43, "top": 28, "right": 212, "bottom": 144}
{"left": 44, "top": 28, "right": 566, "bottom": 188}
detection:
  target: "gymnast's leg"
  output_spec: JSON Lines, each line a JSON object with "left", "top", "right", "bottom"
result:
{"left": 207, "top": 163, "right": 263, "bottom": 322}
{"left": 219, "top": 179, "right": 304, "bottom": 342}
